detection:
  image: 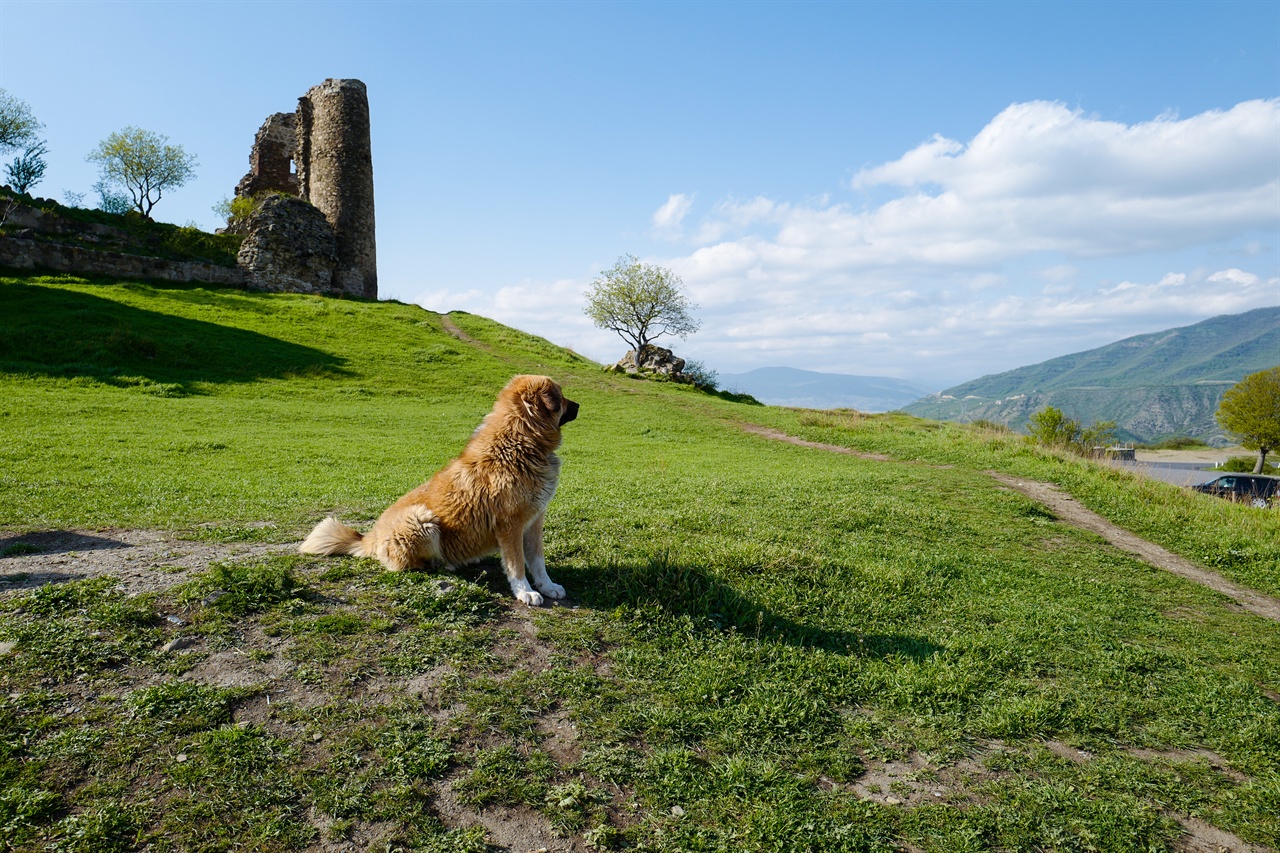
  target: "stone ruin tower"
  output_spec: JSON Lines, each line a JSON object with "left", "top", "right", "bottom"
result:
{"left": 232, "top": 79, "right": 377, "bottom": 299}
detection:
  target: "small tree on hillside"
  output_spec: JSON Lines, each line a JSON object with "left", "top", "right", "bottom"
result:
{"left": 5, "top": 140, "right": 47, "bottom": 194}
{"left": 1027, "top": 405, "right": 1116, "bottom": 456}
{"left": 1027, "top": 406, "right": 1080, "bottom": 449}
{"left": 86, "top": 126, "right": 197, "bottom": 219}
{"left": 0, "top": 89, "right": 41, "bottom": 152}
{"left": 0, "top": 89, "right": 43, "bottom": 227}
{"left": 1216, "top": 367, "right": 1280, "bottom": 474}
{"left": 584, "top": 254, "right": 700, "bottom": 355}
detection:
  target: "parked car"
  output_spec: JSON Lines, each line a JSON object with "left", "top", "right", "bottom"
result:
{"left": 1191, "top": 474, "right": 1280, "bottom": 508}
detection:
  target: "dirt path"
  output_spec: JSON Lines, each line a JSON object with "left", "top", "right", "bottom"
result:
{"left": 738, "top": 424, "right": 891, "bottom": 460}
{"left": 743, "top": 426, "right": 1280, "bottom": 623}
{"left": 989, "top": 474, "right": 1280, "bottom": 622}
{"left": 440, "top": 314, "right": 486, "bottom": 349}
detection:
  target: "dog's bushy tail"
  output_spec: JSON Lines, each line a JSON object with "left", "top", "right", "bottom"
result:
{"left": 299, "top": 517, "right": 365, "bottom": 557}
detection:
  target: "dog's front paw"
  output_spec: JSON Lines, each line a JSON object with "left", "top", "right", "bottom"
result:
{"left": 515, "top": 587, "right": 545, "bottom": 606}
{"left": 536, "top": 580, "right": 566, "bottom": 600}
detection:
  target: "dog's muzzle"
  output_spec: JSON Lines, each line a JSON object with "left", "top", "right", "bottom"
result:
{"left": 560, "top": 399, "right": 579, "bottom": 426}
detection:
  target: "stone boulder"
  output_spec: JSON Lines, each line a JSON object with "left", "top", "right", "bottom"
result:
{"left": 237, "top": 194, "right": 339, "bottom": 294}
{"left": 610, "top": 345, "right": 687, "bottom": 379}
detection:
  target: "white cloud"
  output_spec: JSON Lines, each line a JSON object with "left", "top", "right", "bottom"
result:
{"left": 414, "top": 100, "right": 1280, "bottom": 386}
{"left": 842, "top": 99, "right": 1280, "bottom": 260}
{"left": 1207, "top": 268, "right": 1261, "bottom": 286}
{"left": 651, "top": 193, "right": 694, "bottom": 235}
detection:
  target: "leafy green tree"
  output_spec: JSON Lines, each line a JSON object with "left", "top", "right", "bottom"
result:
{"left": 0, "top": 88, "right": 41, "bottom": 152}
{"left": 212, "top": 194, "right": 259, "bottom": 233}
{"left": 5, "top": 140, "right": 47, "bottom": 194}
{"left": 1027, "top": 406, "right": 1080, "bottom": 449}
{"left": 1216, "top": 367, "right": 1280, "bottom": 473}
{"left": 0, "top": 90, "right": 43, "bottom": 226}
{"left": 86, "top": 126, "right": 197, "bottom": 219}
{"left": 1080, "top": 419, "right": 1118, "bottom": 451}
{"left": 1027, "top": 405, "right": 1117, "bottom": 456}
{"left": 92, "top": 179, "right": 133, "bottom": 215}
{"left": 584, "top": 254, "right": 700, "bottom": 355}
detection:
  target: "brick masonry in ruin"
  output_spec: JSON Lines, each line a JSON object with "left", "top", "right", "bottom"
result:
{"left": 235, "top": 113, "right": 299, "bottom": 199}
{"left": 233, "top": 79, "right": 377, "bottom": 299}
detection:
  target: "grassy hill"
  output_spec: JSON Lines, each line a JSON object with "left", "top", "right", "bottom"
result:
{"left": 904, "top": 306, "right": 1280, "bottom": 443}
{"left": 1, "top": 274, "right": 1278, "bottom": 852}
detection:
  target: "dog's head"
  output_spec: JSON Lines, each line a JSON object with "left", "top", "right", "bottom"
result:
{"left": 504, "top": 375, "right": 578, "bottom": 433}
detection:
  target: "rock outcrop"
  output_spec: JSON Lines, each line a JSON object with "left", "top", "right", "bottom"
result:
{"left": 236, "top": 195, "right": 339, "bottom": 295}
{"left": 610, "top": 345, "right": 687, "bottom": 379}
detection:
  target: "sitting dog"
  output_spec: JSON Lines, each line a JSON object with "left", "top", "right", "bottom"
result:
{"left": 300, "top": 375, "right": 578, "bottom": 605}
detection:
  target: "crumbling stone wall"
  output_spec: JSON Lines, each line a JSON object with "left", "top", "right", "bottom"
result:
{"left": 0, "top": 192, "right": 244, "bottom": 286}
{"left": 232, "top": 78, "right": 377, "bottom": 300}
{"left": 0, "top": 235, "right": 244, "bottom": 286}
{"left": 234, "top": 113, "right": 298, "bottom": 198}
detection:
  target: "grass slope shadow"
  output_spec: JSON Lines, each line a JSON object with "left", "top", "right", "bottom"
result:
{"left": 568, "top": 552, "right": 944, "bottom": 661}
{"left": 0, "top": 281, "right": 348, "bottom": 387}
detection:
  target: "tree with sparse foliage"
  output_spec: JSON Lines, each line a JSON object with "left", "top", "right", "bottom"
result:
{"left": 0, "top": 89, "right": 43, "bottom": 227}
{"left": 1216, "top": 367, "right": 1280, "bottom": 474}
{"left": 86, "top": 126, "right": 197, "bottom": 219}
{"left": 5, "top": 140, "right": 47, "bottom": 194}
{"left": 584, "top": 254, "right": 700, "bottom": 355}
{"left": 93, "top": 180, "right": 133, "bottom": 215}
{"left": 0, "top": 89, "right": 41, "bottom": 153}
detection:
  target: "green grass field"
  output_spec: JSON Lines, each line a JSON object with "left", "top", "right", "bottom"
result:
{"left": 1, "top": 274, "right": 1277, "bottom": 852}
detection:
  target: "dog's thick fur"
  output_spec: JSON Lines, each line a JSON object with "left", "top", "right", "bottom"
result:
{"left": 299, "top": 375, "right": 578, "bottom": 605}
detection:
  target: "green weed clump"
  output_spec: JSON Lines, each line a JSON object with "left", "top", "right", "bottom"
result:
{"left": 178, "top": 557, "right": 310, "bottom": 616}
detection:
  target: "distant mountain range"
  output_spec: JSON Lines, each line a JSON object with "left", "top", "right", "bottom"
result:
{"left": 902, "top": 306, "right": 1280, "bottom": 444}
{"left": 717, "top": 367, "right": 934, "bottom": 412}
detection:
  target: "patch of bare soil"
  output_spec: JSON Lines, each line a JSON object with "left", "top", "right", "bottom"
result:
{"left": 1127, "top": 747, "right": 1247, "bottom": 783}
{"left": 846, "top": 749, "right": 1002, "bottom": 808}
{"left": 1171, "top": 817, "right": 1271, "bottom": 853}
{"left": 1042, "top": 740, "right": 1095, "bottom": 763}
{"left": 0, "top": 528, "right": 295, "bottom": 599}
{"left": 989, "top": 474, "right": 1280, "bottom": 623}
{"left": 432, "top": 783, "right": 588, "bottom": 853}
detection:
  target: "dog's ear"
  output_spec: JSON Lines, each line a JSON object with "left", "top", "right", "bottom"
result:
{"left": 518, "top": 380, "right": 560, "bottom": 421}
{"left": 539, "top": 386, "right": 561, "bottom": 418}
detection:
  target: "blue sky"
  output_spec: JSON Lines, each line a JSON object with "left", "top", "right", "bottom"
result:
{"left": 2, "top": 1, "right": 1276, "bottom": 387}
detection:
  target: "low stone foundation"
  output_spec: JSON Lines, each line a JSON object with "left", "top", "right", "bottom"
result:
{"left": 0, "top": 234, "right": 245, "bottom": 286}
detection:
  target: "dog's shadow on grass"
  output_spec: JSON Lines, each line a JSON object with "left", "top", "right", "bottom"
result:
{"left": 0, "top": 530, "right": 130, "bottom": 557}
{"left": 557, "top": 557, "right": 944, "bottom": 662}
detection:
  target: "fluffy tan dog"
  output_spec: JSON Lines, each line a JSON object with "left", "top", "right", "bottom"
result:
{"left": 299, "top": 375, "right": 578, "bottom": 605}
